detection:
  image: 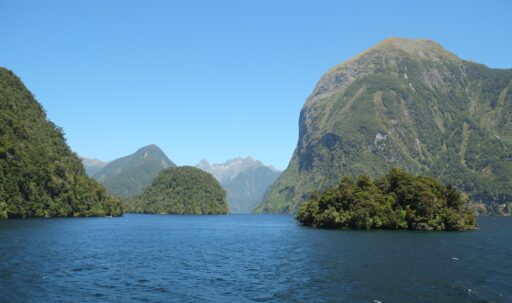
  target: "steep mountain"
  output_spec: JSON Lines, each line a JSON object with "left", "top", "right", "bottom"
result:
{"left": 126, "top": 166, "right": 228, "bottom": 215}
{"left": 93, "top": 144, "right": 176, "bottom": 197}
{"left": 197, "top": 157, "right": 281, "bottom": 213}
{"left": 82, "top": 157, "right": 109, "bottom": 176}
{"left": 258, "top": 38, "right": 512, "bottom": 213}
{"left": 0, "top": 68, "right": 122, "bottom": 218}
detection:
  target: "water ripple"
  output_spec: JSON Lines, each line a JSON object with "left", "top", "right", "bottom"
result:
{"left": 0, "top": 215, "right": 510, "bottom": 303}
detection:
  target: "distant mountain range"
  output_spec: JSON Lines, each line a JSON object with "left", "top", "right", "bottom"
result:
{"left": 87, "top": 145, "right": 176, "bottom": 198}
{"left": 83, "top": 148, "right": 280, "bottom": 213}
{"left": 258, "top": 37, "right": 512, "bottom": 213}
{"left": 82, "top": 157, "right": 109, "bottom": 176}
{"left": 197, "top": 157, "right": 281, "bottom": 213}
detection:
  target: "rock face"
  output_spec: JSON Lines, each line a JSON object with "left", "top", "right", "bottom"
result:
{"left": 128, "top": 166, "right": 229, "bottom": 215}
{"left": 197, "top": 157, "right": 281, "bottom": 213}
{"left": 0, "top": 68, "right": 123, "bottom": 218}
{"left": 258, "top": 38, "right": 512, "bottom": 213}
{"left": 82, "top": 157, "right": 109, "bottom": 176}
{"left": 93, "top": 145, "right": 176, "bottom": 197}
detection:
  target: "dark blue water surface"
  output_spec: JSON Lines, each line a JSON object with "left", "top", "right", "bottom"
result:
{"left": 0, "top": 215, "right": 511, "bottom": 303}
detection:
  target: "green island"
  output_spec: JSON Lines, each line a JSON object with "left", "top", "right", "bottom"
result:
{"left": 0, "top": 68, "right": 122, "bottom": 218}
{"left": 297, "top": 168, "right": 476, "bottom": 230}
{"left": 125, "top": 166, "right": 229, "bottom": 215}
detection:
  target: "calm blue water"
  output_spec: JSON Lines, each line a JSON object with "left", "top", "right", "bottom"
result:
{"left": 0, "top": 215, "right": 511, "bottom": 303}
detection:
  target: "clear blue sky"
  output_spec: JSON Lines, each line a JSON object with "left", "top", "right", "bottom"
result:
{"left": 1, "top": 0, "right": 510, "bottom": 169}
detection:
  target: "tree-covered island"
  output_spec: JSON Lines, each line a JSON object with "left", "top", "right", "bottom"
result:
{"left": 297, "top": 168, "right": 476, "bottom": 230}
{"left": 125, "top": 166, "right": 229, "bottom": 215}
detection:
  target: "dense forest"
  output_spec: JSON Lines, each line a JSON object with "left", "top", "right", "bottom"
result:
{"left": 297, "top": 168, "right": 476, "bottom": 230}
{"left": 125, "top": 166, "right": 229, "bottom": 215}
{"left": 0, "top": 68, "right": 123, "bottom": 218}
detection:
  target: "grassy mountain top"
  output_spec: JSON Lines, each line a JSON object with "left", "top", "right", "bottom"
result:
{"left": 330, "top": 38, "right": 459, "bottom": 73}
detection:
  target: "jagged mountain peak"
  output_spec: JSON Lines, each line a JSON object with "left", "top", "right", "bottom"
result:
{"left": 195, "top": 157, "right": 282, "bottom": 213}
{"left": 196, "top": 157, "right": 269, "bottom": 182}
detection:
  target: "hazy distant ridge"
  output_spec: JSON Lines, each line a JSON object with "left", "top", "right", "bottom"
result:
{"left": 197, "top": 157, "right": 281, "bottom": 213}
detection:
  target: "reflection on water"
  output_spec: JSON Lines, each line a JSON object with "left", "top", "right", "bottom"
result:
{"left": 0, "top": 215, "right": 511, "bottom": 302}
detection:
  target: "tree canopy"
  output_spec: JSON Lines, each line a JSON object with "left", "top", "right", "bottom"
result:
{"left": 297, "top": 168, "right": 476, "bottom": 230}
{"left": 0, "top": 68, "right": 122, "bottom": 218}
{"left": 125, "top": 166, "right": 229, "bottom": 215}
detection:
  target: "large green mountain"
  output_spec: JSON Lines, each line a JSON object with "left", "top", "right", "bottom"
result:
{"left": 0, "top": 68, "right": 122, "bottom": 218}
{"left": 258, "top": 38, "right": 512, "bottom": 213}
{"left": 196, "top": 157, "right": 281, "bottom": 213}
{"left": 126, "top": 166, "right": 228, "bottom": 215}
{"left": 93, "top": 144, "right": 175, "bottom": 197}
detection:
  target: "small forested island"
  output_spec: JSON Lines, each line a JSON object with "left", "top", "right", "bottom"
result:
{"left": 125, "top": 166, "right": 229, "bottom": 215}
{"left": 0, "top": 68, "right": 122, "bottom": 218}
{"left": 297, "top": 168, "right": 476, "bottom": 230}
